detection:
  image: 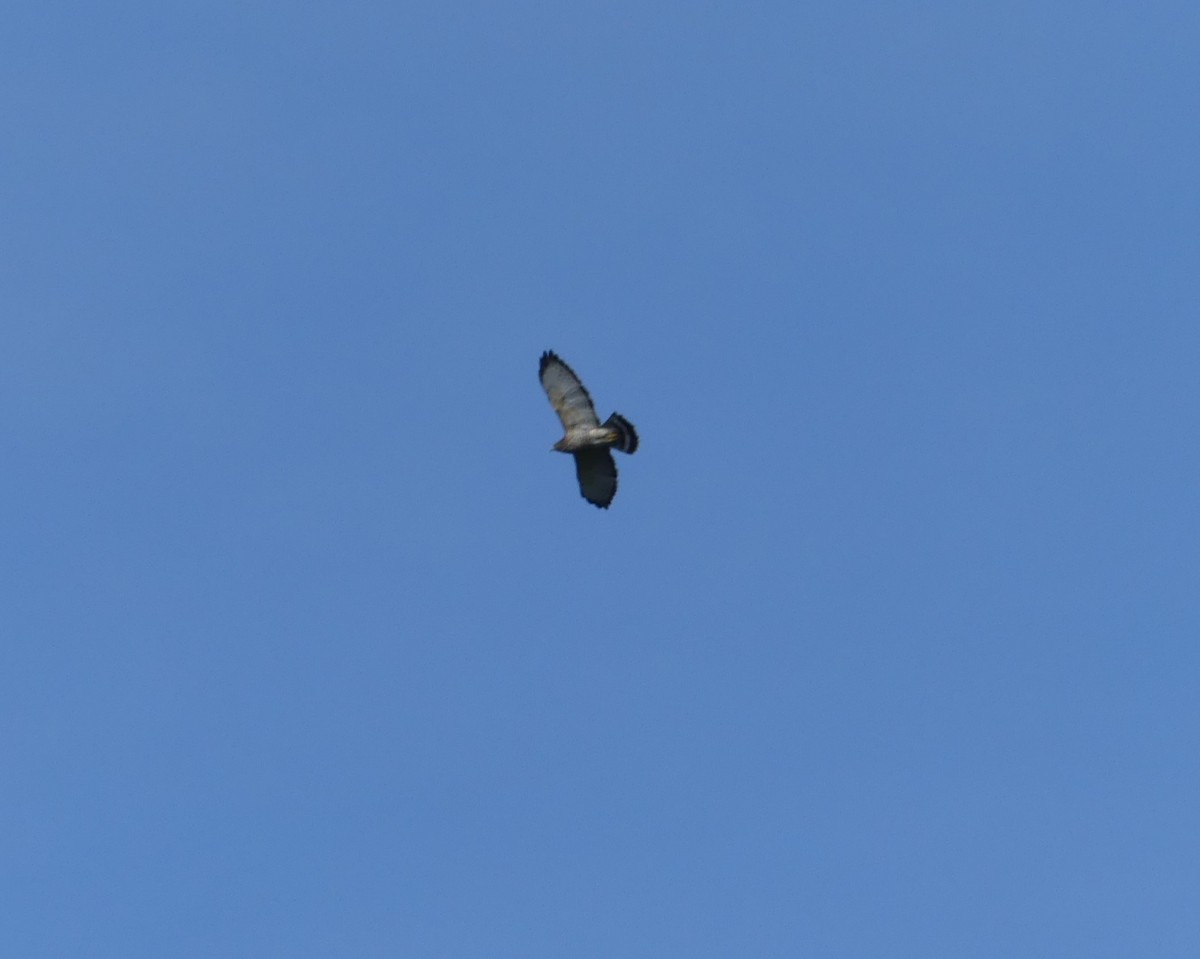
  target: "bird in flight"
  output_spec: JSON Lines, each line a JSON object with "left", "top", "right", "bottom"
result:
{"left": 539, "top": 351, "right": 638, "bottom": 508}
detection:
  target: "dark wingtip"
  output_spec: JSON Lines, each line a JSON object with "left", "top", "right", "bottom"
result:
{"left": 539, "top": 350, "right": 559, "bottom": 375}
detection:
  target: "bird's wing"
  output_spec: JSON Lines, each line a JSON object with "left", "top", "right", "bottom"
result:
{"left": 540, "top": 351, "right": 600, "bottom": 431}
{"left": 573, "top": 448, "right": 617, "bottom": 508}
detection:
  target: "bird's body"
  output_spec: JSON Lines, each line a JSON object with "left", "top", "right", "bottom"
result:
{"left": 539, "top": 351, "right": 638, "bottom": 508}
{"left": 553, "top": 424, "right": 631, "bottom": 453}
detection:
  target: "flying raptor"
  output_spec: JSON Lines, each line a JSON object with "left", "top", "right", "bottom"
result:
{"left": 539, "top": 351, "right": 638, "bottom": 508}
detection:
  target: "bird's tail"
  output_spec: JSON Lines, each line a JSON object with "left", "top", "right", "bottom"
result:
{"left": 605, "top": 413, "right": 639, "bottom": 454}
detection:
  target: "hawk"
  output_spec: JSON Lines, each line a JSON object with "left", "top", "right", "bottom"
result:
{"left": 539, "top": 350, "right": 638, "bottom": 508}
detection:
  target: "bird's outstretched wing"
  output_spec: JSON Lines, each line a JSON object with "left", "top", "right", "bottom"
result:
{"left": 540, "top": 351, "right": 600, "bottom": 431}
{"left": 573, "top": 448, "right": 617, "bottom": 508}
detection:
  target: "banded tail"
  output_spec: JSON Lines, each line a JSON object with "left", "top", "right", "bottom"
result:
{"left": 605, "top": 413, "right": 639, "bottom": 454}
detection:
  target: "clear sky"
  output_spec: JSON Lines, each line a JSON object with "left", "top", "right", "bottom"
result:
{"left": 3, "top": 2, "right": 1197, "bottom": 956}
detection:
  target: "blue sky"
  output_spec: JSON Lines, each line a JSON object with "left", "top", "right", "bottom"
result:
{"left": 3, "top": 2, "right": 1197, "bottom": 956}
